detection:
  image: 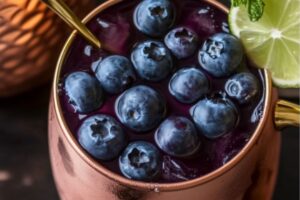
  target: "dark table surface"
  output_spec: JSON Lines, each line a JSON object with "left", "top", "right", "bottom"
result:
{"left": 0, "top": 0, "right": 299, "bottom": 199}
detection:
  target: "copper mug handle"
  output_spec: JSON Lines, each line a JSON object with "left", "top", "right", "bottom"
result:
{"left": 275, "top": 100, "right": 300, "bottom": 128}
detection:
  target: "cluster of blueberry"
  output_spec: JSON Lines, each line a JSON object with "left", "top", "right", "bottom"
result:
{"left": 64, "top": 0, "right": 259, "bottom": 181}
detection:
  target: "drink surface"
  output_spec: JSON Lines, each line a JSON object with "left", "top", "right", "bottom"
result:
{"left": 58, "top": 0, "right": 265, "bottom": 182}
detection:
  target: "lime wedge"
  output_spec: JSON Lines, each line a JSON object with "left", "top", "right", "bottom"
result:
{"left": 229, "top": 0, "right": 300, "bottom": 88}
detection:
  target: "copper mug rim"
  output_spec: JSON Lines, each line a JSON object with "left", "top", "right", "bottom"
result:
{"left": 52, "top": 0, "right": 273, "bottom": 192}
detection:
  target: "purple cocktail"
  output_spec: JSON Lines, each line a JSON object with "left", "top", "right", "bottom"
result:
{"left": 58, "top": 0, "right": 265, "bottom": 183}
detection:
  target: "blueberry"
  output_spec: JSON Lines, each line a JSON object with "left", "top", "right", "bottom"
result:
{"left": 155, "top": 116, "right": 201, "bottom": 158}
{"left": 77, "top": 114, "right": 127, "bottom": 160}
{"left": 119, "top": 141, "right": 162, "bottom": 181}
{"left": 64, "top": 72, "right": 103, "bottom": 113}
{"left": 198, "top": 33, "right": 243, "bottom": 77}
{"left": 190, "top": 93, "right": 239, "bottom": 139}
{"left": 164, "top": 27, "right": 198, "bottom": 59}
{"left": 115, "top": 85, "right": 166, "bottom": 132}
{"left": 95, "top": 55, "right": 136, "bottom": 94}
{"left": 225, "top": 72, "right": 259, "bottom": 104}
{"left": 169, "top": 67, "right": 209, "bottom": 104}
{"left": 133, "top": 0, "right": 175, "bottom": 37}
{"left": 131, "top": 40, "right": 173, "bottom": 81}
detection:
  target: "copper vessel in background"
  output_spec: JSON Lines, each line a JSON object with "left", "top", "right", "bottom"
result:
{"left": 48, "top": 0, "right": 299, "bottom": 199}
{"left": 0, "top": 0, "right": 95, "bottom": 97}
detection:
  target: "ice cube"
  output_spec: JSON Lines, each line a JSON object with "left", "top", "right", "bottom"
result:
{"left": 183, "top": 6, "right": 217, "bottom": 37}
{"left": 198, "top": 7, "right": 210, "bottom": 14}
{"left": 222, "top": 22, "right": 229, "bottom": 33}
{"left": 84, "top": 45, "right": 93, "bottom": 57}
{"left": 211, "top": 132, "right": 250, "bottom": 166}
{"left": 162, "top": 156, "right": 198, "bottom": 182}
{"left": 91, "top": 57, "right": 102, "bottom": 72}
{"left": 95, "top": 15, "right": 131, "bottom": 54}
{"left": 251, "top": 99, "right": 264, "bottom": 123}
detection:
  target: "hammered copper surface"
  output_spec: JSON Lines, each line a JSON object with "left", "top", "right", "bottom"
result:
{"left": 0, "top": 0, "right": 95, "bottom": 97}
{"left": 48, "top": 90, "right": 280, "bottom": 200}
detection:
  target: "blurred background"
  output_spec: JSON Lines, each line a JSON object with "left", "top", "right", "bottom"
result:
{"left": 0, "top": 0, "right": 299, "bottom": 199}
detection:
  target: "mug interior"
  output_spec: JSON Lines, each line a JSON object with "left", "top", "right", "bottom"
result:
{"left": 52, "top": 0, "right": 272, "bottom": 191}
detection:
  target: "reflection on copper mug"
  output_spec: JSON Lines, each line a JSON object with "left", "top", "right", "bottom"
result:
{"left": 48, "top": 0, "right": 299, "bottom": 199}
{"left": 0, "top": 0, "right": 95, "bottom": 97}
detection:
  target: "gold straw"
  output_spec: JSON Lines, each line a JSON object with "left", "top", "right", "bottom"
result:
{"left": 41, "top": 0, "right": 101, "bottom": 48}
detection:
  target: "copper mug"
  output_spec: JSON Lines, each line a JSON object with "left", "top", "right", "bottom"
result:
{"left": 48, "top": 0, "right": 300, "bottom": 199}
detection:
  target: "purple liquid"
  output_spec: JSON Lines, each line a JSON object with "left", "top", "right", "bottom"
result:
{"left": 58, "top": 0, "right": 265, "bottom": 182}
